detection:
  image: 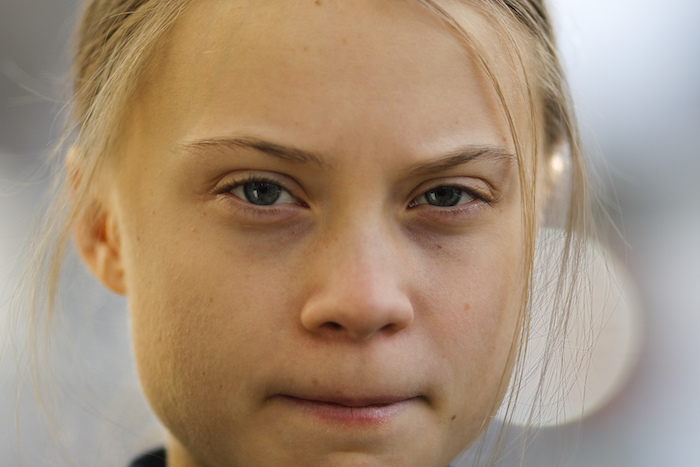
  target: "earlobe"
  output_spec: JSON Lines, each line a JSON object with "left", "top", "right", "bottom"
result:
{"left": 74, "top": 201, "right": 126, "bottom": 295}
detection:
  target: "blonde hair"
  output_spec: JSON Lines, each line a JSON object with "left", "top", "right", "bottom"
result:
{"left": 22, "top": 0, "right": 589, "bottom": 465}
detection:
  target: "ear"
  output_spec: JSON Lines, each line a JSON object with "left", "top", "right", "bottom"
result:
{"left": 546, "top": 142, "right": 567, "bottom": 189}
{"left": 69, "top": 147, "right": 127, "bottom": 295}
{"left": 537, "top": 141, "right": 568, "bottom": 224}
{"left": 74, "top": 202, "right": 126, "bottom": 295}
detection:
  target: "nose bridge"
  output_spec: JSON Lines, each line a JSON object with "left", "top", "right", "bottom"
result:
{"left": 330, "top": 200, "right": 409, "bottom": 292}
{"left": 334, "top": 213, "right": 392, "bottom": 281}
{"left": 300, "top": 208, "right": 414, "bottom": 340}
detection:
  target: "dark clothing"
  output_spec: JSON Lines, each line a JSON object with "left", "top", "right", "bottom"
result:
{"left": 129, "top": 448, "right": 166, "bottom": 467}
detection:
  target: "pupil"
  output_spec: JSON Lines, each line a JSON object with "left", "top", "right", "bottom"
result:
{"left": 426, "top": 187, "right": 462, "bottom": 206}
{"left": 244, "top": 182, "right": 281, "bottom": 205}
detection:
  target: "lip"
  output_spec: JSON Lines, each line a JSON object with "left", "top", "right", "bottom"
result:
{"left": 272, "top": 394, "right": 421, "bottom": 425}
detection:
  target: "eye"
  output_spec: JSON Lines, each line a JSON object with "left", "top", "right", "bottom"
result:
{"left": 410, "top": 186, "right": 476, "bottom": 207}
{"left": 227, "top": 177, "right": 297, "bottom": 206}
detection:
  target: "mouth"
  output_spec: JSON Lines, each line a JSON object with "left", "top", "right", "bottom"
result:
{"left": 272, "top": 394, "right": 423, "bottom": 425}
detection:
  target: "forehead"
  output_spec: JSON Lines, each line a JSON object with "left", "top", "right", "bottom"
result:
{"left": 132, "top": 0, "right": 532, "bottom": 163}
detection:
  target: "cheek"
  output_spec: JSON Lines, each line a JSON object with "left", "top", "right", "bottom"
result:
{"left": 417, "top": 230, "right": 524, "bottom": 435}
{"left": 120, "top": 209, "right": 299, "bottom": 433}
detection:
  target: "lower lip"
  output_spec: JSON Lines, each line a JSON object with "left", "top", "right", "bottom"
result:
{"left": 275, "top": 395, "right": 418, "bottom": 426}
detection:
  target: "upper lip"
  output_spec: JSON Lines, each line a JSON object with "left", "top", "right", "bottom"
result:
{"left": 280, "top": 394, "right": 421, "bottom": 407}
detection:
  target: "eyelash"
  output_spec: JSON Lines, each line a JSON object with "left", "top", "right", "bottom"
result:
{"left": 215, "top": 174, "right": 305, "bottom": 216}
{"left": 407, "top": 184, "right": 490, "bottom": 209}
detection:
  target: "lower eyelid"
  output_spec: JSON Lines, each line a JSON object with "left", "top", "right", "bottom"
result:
{"left": 215, "top": 191, "right": 305, "bottom": 221}
{"left": 412, "top": 200, "right": 486, "bottom": 222}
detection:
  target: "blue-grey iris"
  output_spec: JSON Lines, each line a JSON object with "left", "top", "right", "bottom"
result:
{"left": 425, "top": 186, "right": 462, "bottom": 206}
{"left": 243, "top": 182, "right": 282, "bottom": 205}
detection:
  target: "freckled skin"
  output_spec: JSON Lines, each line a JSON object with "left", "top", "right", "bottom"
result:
{"left": 104, "top": 1, "right": 535, "bottom": 466}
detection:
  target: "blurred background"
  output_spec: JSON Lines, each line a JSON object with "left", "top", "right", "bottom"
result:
{"left": 1, "top": 0, "right": 699, "bottom": 465}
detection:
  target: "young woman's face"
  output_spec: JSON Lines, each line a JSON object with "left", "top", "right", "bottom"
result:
{"left": 106, "top": 1, "right": 531, "bottom": 465}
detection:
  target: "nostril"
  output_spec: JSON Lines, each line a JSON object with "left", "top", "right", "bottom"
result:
{"left": 319, "top": 320, "right": 403, "bottom": 338}
{"left": 324, "top": 322, "right": 343, "bottom": 331}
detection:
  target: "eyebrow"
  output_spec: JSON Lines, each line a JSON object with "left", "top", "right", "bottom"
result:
{"left": 179, "top": 136, "right": 327, "bottom": 167}
{"left": 178, "top": 136, "right": 515, "bottom": 173}
{"left": 405, "top": 146, "right": 516, "bottom": 176}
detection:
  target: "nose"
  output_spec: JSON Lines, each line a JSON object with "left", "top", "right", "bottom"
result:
{"left": 300, "top": 224, "right": 414, "bottom": 341}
